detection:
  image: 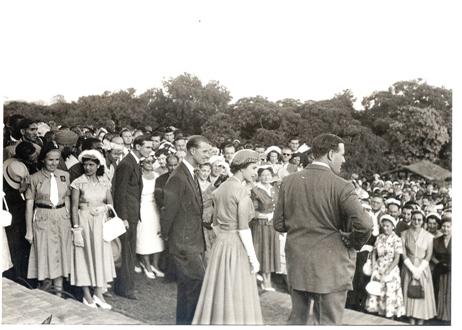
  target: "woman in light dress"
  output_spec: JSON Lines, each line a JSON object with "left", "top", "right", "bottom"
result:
{"left": 136, "top": 155, "right": 165, "bottom": 279}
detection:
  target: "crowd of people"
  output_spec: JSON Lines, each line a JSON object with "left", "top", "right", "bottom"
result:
{"left": 1, "top": 114, "right": 452, "bottom": 325}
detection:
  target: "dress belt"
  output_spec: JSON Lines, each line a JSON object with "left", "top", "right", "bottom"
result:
{"left": 35, "top": 203, "right": 65, "bottom": 209}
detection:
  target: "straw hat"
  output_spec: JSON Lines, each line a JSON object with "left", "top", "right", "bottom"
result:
{"left": 3, "top": 158, "right": 29, "bottom": 190}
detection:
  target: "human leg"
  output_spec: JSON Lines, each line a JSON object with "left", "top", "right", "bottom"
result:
{"left": 288, "top": 289, "right": 311, "bottom": 324}
{"left": 312, "top": 290, "right": 347, "bottom": 325}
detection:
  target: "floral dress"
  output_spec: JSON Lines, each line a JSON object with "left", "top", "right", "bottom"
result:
{"left": 365, "top": 232, "right": 405, "bottom": 318}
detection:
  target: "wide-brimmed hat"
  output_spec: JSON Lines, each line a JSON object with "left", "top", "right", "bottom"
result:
{"left": 3, "top": 158, "right": 29, "bottom": 190}
{"left": 264, "top": 146, "right": 282, "bottom": 156}
{"left": 78, "top": 150, "right": 106, "bottom": 168}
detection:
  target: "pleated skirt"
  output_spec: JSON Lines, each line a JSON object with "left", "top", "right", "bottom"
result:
{"left": 250, "top": 219, "right": 281, "bottom": 273}
{"left": 402, "top": 264, "right": 437, "bottom": 320}
{"left": 192, "top": 229, "right": 263, "bottom": 325}
{"left": 437, "top": 272, "right": 451, "bottom": 321}
{"left": 71, "top": 206, "right": 116, "bottom": 288}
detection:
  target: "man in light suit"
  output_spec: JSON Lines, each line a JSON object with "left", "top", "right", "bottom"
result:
{"left": 161, "top": 135, "right": 211, "bottom": 325}
{"left": 113, "top": 135, "right": 153, "bottom": 299}
{"left": 274, "top": 133, "right": 372, "bottom": 325}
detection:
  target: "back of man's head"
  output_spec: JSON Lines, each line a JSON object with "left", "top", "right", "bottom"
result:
{"left": 311, "top": 134, "right": 344, "bottom": 160}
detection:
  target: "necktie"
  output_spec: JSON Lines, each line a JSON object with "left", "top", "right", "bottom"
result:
{"left": 49, "top": 173, "right": 59, "bottom": 206}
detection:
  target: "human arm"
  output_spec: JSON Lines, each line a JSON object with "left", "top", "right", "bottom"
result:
{"left": 25, "top": 199, "right": 34, "bottom": 244}
{"left": 273, "top": 180, "right": 287, "bottom": 233}
{"left": 237, "top": 192, "right": 259, "bottom": 274}
{"left": 112, "top": 162, "right": 130, "bottom": 221}
{"left": 414, "top": 236, "right": 433, "bottom": 279}
{"left": 160, "top": 174, "right": 182, "bottom": 240}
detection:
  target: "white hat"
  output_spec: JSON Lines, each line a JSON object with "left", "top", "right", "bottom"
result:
{"left": 78, "top": 149, "right": 106, "bottom": 168}
{"left": 209, "top": 155, "right": 226, "bottom": 165}
{"left": 264, "top": 146, "right": 282, "bottom": 156}
{"left": 385, "top": 198, "right": 401, "bottom": 207}
{"left": 426, "top": 212, "right": 441, "bottom": 221}
{"left": 297, "top": 144, "right": 311, "bottom": 153}
{"left": 380, "top": 214, "right": 397, "bottom": 228}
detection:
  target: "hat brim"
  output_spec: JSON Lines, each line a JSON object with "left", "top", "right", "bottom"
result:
{"left": 3, "top": 158, "right": 27, "bottom": 190}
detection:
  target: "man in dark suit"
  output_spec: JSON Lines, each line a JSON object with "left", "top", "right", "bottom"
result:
{"left": 274, "top": 133, "right": 373, "bottom": 325}
{"left": 113, "top": 135, "right": 153, "bottom": 299}
{"left": 161, "top": 135, "right": 212, "bottom": 325}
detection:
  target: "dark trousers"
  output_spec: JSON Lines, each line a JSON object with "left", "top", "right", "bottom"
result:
{"left": 113, "top": 222, "right": 137, "bottom": 297}
{"left": 172, "top": 253, "right": 206, "bottom": 325}
{"left": 346, "top": 250, "right": 370, "bottom": 311}
{"left": 5, "top": 224, "right": 30, "bottom": 284}
{"left": 289, "top": 288, "right": 348, "bottom": 325}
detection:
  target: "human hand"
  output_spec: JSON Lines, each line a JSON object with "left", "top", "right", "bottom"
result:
{"left": 249, "top": 257, "right": 260, "bottom": 274}
{"left": 123, "top": 220, "right": 129, "bottom": 229}
{"left": 339, "top": 230, "right": 352, "bottom": 248}
{"left": 25, "top": 231, "right": 33, "bottom": 244}
{"left": 72, "top": 227, "right": 84, "bottom": 248}
{"left": 19, "top": 175, "right": 30, "bottom": 193}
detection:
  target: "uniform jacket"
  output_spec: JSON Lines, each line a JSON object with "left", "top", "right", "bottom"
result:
{"left": 273, "top": 163, "right": 372, "bottom": 293}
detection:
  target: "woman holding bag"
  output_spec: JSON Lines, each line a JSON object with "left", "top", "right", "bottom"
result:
{"left": 70, "top": 150, "right": 116, "bottom": 309}
{"left": 401, "top": 210, "right": 436, "bottom": 325}
{"left": 365, "top": 214, "right": 405, "bottom": 319}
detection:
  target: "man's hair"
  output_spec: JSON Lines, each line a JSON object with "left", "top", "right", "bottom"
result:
{"left": 18, "top": 118, "right": 38, "bottom": 131}
{"left": 81, "top": 137, "right": 101, "bottom": 151}
{"left": 186, "top": 135, "right": 210, "bottom": 152}
{"left": 166, "top": 154, "right": 179, "bottom": 163}
{"left": 223, "top": 144, "right": 235, "bottom": 151}
{"left": 133, "top": 135, "right": 151, "bottom": 148}
{"left": 311, "top": 134, "right": 344, "bottom": 159}
{"left": 119, "top": 128, "right": 131, "bottom": 136}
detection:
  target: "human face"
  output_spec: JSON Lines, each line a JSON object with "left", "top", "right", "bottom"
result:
{"left": 198, "top": 165, "right": 211, "bottom": 180}
{"left": 387, "top": 205, "right": 400, "bottom": 219}
{"left": 329, "top": 143, "right": 345, "bottom": 175}
{"left": 91, "top": 141, "right": 104, "bottom": 154}
{"left": 402, "top": 208, "right": 412, "bottom": 223}
{"left": 212, "top": 162, "right": 225, "bottom": 177}
{"left": 290, "top": 156, "right": 301, "bottom": 166}
{"left": 22, "top": 123, "right": 39, "bottom": 141}
{"left": 151, "top": 136, "right": 161, "bottom": 150}
{"left": 166, "top": 157, "right": 179, "bottom": 173}
{"left": 241, "top": 163, "right": 258, "bottom": 183}
{"left": 141, "top": 156, "right": 155, "bottom": 171}
{"left": 137, "top": 141, "right": 153, "bottom": 158}
{"left": 255, "top": 147, "right": 266, "bottom": 161}
{"left": 175, "top": 139, "right": 187, "bottom": 152}
{"left": 441, "top": 221, "right": 451, "bottom": 237}
{"left": 110, "top": 149, "right": 123, "bottom": 162}
{"left": 402, "top": 192, "right": 411, "bottom": 203}
{"left": 381, "top": 221, "right": 394, "bottom": 235}
{"left": 370, "top": 197, "right": 383, "bottom": 212}
{"left": 121, "top": 131, "right": 133, "bottom": 146}
{"left": 282, "top": 149, "right": 293, "bottom": 163}
{"left": 259, "top": 169, "right": 273, "bottom": 185}
{"left": 223, "top": 146, "right": 235, "bottom": 163}
{"left": 83, "top": 159, "right": 99, "bottom": 177}
{"left": 176, "top": 150, "right": 186, "bottom": 161}
{"left": 269, "top": 152, "right": 279, "bottom": 164}
{"left": 191, "top": 141, "right": 212, "bottom": 166}
{"left": 43, "top": 150, "right": 60, "bottom": 172}
{"left": 289, "top": 140, "right": 299, "bottom": 152}
{"left": 411, "top": 213, "right": 424, "bottom": 229}
{"left": 157, "top": 154, "right": 167, "bottom": 168}
{"left": 164, "top": 132, "right": 175, "bottom": 143}
{"left": 426, "top": 218, "right": 439, "bottom": 234}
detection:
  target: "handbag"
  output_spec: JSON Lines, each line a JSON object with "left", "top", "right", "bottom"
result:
{"left": 362, "top": 251, "right": 372, "bottom": 276}
{"left": 365, "top": 278, "right": 382, "bottom": 296}
{"left": 103, "top": 205, "right": 126, "bottom": 242}
{"left": 407, "top": 278, "right": 425, "bottom": 299}
{"left": 1, "top": 195, "right": 12, "bottom": 227}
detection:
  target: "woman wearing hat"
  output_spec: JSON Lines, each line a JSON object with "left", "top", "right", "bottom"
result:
{"left": 193, "top": 149, "right": 263, "bottom": 325}
{"left": 425, "top": 212, "right": 442, "bottom": 238}
{"left": 3, "top": 154, "right": 31, "bottom": 284}
{"left": 135, "top": 154, "right": 165, "bottom": 279}
{"left": 432, "top": 217, "right": 451, "bottom": 323}
{"left": 264, "top": 146, "right": 282, "bottom": 178}
{"left": 153, "top": 149, "right": 170, "bottom": 176}
{"left": 365, "top": 214, "right": 405, "bottom": 319}
{"left": 250, "top": 166, "right": 280, "bottom": 291}
{"left": 69, "top": 149, "right": 116, "bottom": 309}
{"left": 401, "top": 210, "right": 437, "bottom": 325}
{"left": 25, "top": 142, "right": 72, "bottom": 297}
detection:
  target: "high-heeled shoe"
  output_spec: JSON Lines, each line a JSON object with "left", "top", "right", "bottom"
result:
{"left": 140, "top": 263, "right": 156, "bottom": 279}
{"left": 93, "top": 295, "right": 112, "bottom": 310}
{"left": 82, "top": 297, "right": 97, "bottom": 308}
{"left": 150, "top": 266, "right": 165, "bottom": 278}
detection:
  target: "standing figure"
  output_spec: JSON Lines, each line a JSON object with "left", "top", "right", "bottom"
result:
{"left": 161, "top": 135, "right": 211, "bottom": 324}
{"left": 25, "top": 142, "right": 72, "bottom": 296}
{"left": 70, "top": 150, "right": 116, "bottom": 309}
{"left": 273, "top": 134, "right": 372, "bottom": 325}
{"left": 401, "top": 210, "right": 437, "bottom": 325}
{"left": 112, "top": 135, "right": 153, "bottom": 299}
{"left": 193, "top": 149, "right": 263, "bottom": 325}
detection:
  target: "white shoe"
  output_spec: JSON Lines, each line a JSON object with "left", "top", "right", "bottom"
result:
{"left": 134, "top": 265, "right": 142, "bottom": 273}
{"left": 93, "top": 295, "right": 112, "bottom": 310}
{"left": 151, "top": 266, "right": 165, "bottom": 278}
{"left": 141, "top": 263, "right": 156, "bottom": 279}
{"left": 82, "top": 297, "right": 97, "bottom": 308}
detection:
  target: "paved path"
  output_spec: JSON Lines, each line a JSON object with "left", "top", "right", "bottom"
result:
{"left": 2, "top": 277, "right": 404, "bottom": 325}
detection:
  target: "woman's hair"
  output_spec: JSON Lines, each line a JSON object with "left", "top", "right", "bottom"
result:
{"left": 266, "top": 151, "right": 281, "bottom": 162}
{"left": 15, "top": 141, "right": 36, "bottom": 161}
{"left": 257, "top": 167, "right": 274, "bottom": 177}
{"left": 37, "top": 141, "right": 61, "bottom": 169}
{"left": 81, "top": 157, "right": 105, "bottom": 176}
{"left": 230, "top": 161, "right": 255, "bottom": 174}
{"left": 155, "top": 148, "right": 170, "bottom": 158}
{"left": 199, "top": 163, "right": 212, "bottom": 170}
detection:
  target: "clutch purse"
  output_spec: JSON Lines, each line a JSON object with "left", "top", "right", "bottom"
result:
{"left": 103, "top": 205, "right": 126, "bottom": 242}
{"left": 407, "top": 278, "right": 425, "bottom": 299}
{"left": 365, "top": 279, "right": 382, "bottom": 296}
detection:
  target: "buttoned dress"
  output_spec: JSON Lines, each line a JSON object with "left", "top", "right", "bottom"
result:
{"left": 26, "top": 169, "right": 72, "bottom": 280}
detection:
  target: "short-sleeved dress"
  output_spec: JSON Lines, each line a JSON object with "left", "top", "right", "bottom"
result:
{"left": 250, "top": 183, "right": 280, "bottom": 274}
{"left": 193, "top": 176, "right": 263, "bottom": 325}
{"left": 26, "top": 169, "right": 72, "bottom": 280}
{"left": 365, "top": 232, "right": 405, "bottom": 318}
{"left": 401, "top": 229, "right": 437, "bottom": 320}
{"left": 70, "top": 174, "right": 116, "bottom": 288}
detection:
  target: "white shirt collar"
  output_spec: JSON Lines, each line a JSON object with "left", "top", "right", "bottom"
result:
{"left": 130, "top": 150, "right": 141, "bottom": 164}
{"left": 312, "top": 161, "right": 330, "bottom": 169}
{"left": 182, "top": 158, "right": 196, "bottom": 178}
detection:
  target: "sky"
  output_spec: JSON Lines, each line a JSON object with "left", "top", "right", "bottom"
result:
{"left": 1, "top": 0, "right": 458, "bottom": 109}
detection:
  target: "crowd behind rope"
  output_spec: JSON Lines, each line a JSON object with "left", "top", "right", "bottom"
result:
{"left": 1, "top": 115, "right": 451, "bottom": 325}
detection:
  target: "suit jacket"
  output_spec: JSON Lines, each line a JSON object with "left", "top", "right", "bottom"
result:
{"left": 161, "top": 162, "right": 205, "bottom": 256}
{"left": 112, "top": 152, "right": 143, "bottom": 223}
{"left": 273, "top": 164, "right": 372, "bottom": 294}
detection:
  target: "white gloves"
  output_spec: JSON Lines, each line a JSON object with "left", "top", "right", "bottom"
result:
{"left": 404, "top": 258, "right": 417, "bottom": 276}
{"left": 414, "top": 259, "right": 429, "bottom": 280}
{"left": 238, "top": 229, "right": 260, "bottom": 274}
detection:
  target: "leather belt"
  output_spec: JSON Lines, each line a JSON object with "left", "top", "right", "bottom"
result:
{"left": 35, "top": 203, "right": 65, "bottom": 209}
